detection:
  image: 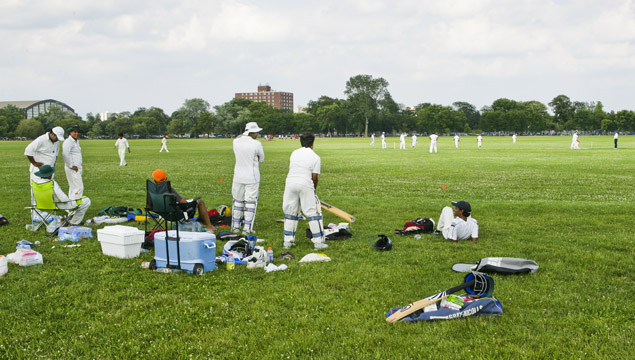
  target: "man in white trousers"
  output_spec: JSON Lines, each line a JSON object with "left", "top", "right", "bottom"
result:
{"left": 399, "top": 132, "right": 406, "bottom": 150}
{"left": 571, "top": 131, "right": 580, "bottom": 149}
{"left": 370, "top": 133, "right": 375, "bottom": 146}
{"left": 160, "top": 135, "right": 169, "bottom": 152}
{"left": 62, "top": 125, "right": 84, "bottom": 200}
{"left": 429, "top": 132, "right": 438, "bottom": 153}
{"left": 114, "top": 133, "right": 130, "bottom": 166}
{"left": 411, "top": 134, "right": 417, "bottom": 148}
{"left": 232, "top": 122, "right": 265, "bottom": 235}
{"left": 433, "top": 200, "right": 478, "bottom": 242}
{"left": 477, "top": 134, "right": 482, "bottom": 148}
{"left": 381, "top": 132, "right": 386, "bottom": 149}
{"left": 512, "top": 133, "right": 517, "bottom": 144}
{"left": 454, "top": 134, "right": 460, "bottom": 148}
{"left": 282, "top": 133, "right": 327, "bottom": 250}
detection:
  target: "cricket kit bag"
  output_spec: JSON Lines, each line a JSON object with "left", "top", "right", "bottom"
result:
{"left": 395, "top": 217, "right": 435, "bottom": 235}
{"left": 452, "top": 257, "right": 539, "bottom": 274}
{"left": 390, "top": 295, "right": 503, "bottom": 323}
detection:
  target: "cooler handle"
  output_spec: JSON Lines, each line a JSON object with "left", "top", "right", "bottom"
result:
{"left": 203, "top": 242, "right": 216, "bottom": 249}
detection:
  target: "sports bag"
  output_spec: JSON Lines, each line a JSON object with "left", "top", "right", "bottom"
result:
{"left": 395, "top": 217, "right": 435, "bottom": 235}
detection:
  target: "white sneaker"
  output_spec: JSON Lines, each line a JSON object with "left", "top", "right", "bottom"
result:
{"left": 313, "top": 243, "right": 328, "bottom": 250}
{"left": 283, "top": 241, "right": 296, "bottom": 249}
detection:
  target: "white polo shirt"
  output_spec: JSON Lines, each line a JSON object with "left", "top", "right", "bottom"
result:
{"left": 430, "top": 134, "right": 438, "bottom": 142}
{"left": 63, "top": 137, "right": 82, "bottom": 169}
{"left": 448, "top": 217, "right": 479, "bottom": 241}
{"left": 24, "top": 133, "right": 59, "bottom": 172}
{"left": 286, "top": 147, "right": 320, "bottom": 188}
{"left": 233, "top": 134, "right": 265, "bottom": 184}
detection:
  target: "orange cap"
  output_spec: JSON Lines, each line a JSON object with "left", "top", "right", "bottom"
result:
{"left": 152, "top": 169, "right": 167, "bottom": 183}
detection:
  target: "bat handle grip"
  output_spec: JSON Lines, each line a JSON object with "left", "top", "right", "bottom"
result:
{"left": 445, "top": 279, "right": 475, "bottom": 296}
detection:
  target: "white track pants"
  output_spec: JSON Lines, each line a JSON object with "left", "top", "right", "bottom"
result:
{"left": 231, "top": 182, "right": 259, "bottom": 232}
{"left": 282, "top": 182, "right": 324, "bottom": 245}
{"left": 118, "top": 149, "right": 127, "bottom": 166}
{"left": 160, "top": 144, "right": 169, "bottom": 152}
{"left": 65, "top": 166, "right": 84, "bottom": 200}
{"left": 430, "top": 142, "right": 437, "bottom": 153}
{"left": 58, "top": 197, "right": 92, "bottom": 225}
{"left": 400, "top": 141, "right": 405, "bottom": 150}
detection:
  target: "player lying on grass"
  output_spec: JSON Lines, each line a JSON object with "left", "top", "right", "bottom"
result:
{"left": 433, "top": 200, "right": 478, "bottom": 242}
{"left": 148, "top": 169, "right": 216, "bottom": 232}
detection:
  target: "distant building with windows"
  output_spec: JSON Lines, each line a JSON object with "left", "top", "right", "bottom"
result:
{"left": 235, "top": 85, "right": 294, "bottom": 112}
{"left": 0, "top": 99, "right": 76, "bottom": 119}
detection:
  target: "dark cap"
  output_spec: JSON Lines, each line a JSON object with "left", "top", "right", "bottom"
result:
{"left": 451, "top": 201, "right": 471, "bottom": 214}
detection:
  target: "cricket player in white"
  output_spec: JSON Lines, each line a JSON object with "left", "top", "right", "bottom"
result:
{"left": 232, "top": 122, "right": 265, "bottom": 235}
{"left": 370, "top": 133, "right": 375, "bottom": 146}
{"left": 571, "top": 131, "right": 580, "bottom": 149}
{"left": 282, "top": 133, "right": 327, "bottom": 250}
{"left": 62, "top": 125, "right": 83, "bottom": 200}
{"left": 435, "top": 201, "right": 478, "bottom": 242}
{"left": 399, "top": 133, "right": 406, "bottom": 150}
{"left": 429, "top": 133, "right": 438, "bottom": 153}
{"left": 381, "top": 132, "right": 386, "bottom": 149}
{"left": 411, "top": 134, "right": 417, "bottom": 148}
{"left": 114, "top": 133, "right": 130, "bottom": 166}
{"left": 512, "top": 133, "right": 517, "bottom": 144}
{"left": 160, "top": 135, "right": 169, "bottom": 152}
{"left": 25, "top": 126, "right": 65, "bottom": 182}
{"left": 454, "top": 134, "right": 460, "bottom": 148}
{"left": 614, "top": 132, "right": 618, "bottom": 149}
{"left": 477, "top": 135, "right": 482, "bottom": 148}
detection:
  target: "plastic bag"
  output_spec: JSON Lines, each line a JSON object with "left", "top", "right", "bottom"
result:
{"left": 7, "top": 249, "right": 43, "bottom": 266}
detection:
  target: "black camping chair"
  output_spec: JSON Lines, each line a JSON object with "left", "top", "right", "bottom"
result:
{"left": 145, "top": 180, "right": 196, "bottom": 270}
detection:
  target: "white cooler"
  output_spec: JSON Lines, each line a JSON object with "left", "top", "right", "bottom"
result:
{"left": 97, "top": 225, "right": 145, "bottom": 259}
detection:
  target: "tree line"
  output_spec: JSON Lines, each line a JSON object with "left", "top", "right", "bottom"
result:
{"left": 1, "top": 74, "right": 634, "bottom": 139}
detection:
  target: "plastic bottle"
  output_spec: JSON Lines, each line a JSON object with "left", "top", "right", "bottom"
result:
{"left": 226, "top": 253, "right": 235, "bottom": 271}
{"left": 267, "top": 247, "right": 274, "bottom": 263}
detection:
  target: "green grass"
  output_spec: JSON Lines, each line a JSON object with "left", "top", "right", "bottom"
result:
{"left": 0, "top": 135, "right": 633, "bottom": 359}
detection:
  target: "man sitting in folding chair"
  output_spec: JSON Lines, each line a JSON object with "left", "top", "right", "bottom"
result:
{"left": 147, "top": 169, "right": 216, "bottom": 233}
{"left": 29, "top": 165, "right": 91, "bottom": 229}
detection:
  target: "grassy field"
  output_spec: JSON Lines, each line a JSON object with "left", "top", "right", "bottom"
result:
{"left": 0, "top": 135, "right": 633, "bottom": 359}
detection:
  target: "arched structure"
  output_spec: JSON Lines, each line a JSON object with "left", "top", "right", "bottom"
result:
{"left": 0, "top": 99, "right": 76, "bottom": 119}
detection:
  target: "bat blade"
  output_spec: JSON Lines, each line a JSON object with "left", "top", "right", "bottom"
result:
{"left": 320, "top": 201, "right": 356, "bottom": 223}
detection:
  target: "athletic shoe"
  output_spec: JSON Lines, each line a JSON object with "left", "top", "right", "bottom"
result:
{"left": 231, "top": 228, "right": 241, "bottom": 234}
{"left": 433, "top": 230, "right": 441, "bottom": 237}
{"left": 313, "top": 243, "right": 328, "bottom": 250}
{"left": 283, "top": 241, "right": 296, "bottom": 249}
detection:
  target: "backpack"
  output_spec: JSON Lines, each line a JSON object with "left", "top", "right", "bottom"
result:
{"left": 395, "top": 217, "right": 435, "bottom": 236}
{"left": 99, "top": 206, "right": 143, "bottom": 217}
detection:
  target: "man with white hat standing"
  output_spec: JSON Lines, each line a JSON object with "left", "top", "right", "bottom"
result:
{"left": 62, "top": 125, "right": 84, "bottom": 200}
{"left": 231, "top": 122, "right": 265, "bottom": 235}
{"left": 25, "top": 126, "right": 65, "bottom": 181}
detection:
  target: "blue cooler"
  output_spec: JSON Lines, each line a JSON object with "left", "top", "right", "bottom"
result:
{"left": 153, "top": 231, "right": 216, "bottom": 274}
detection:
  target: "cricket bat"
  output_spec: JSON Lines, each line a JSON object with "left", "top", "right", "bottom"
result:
{"left": 386, "top": 279, "right": 476, "bottom": 322}
{"left": 320, "top": 201, "right": 356, "bottom": 223}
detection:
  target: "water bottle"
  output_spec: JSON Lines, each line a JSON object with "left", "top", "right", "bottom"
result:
{"left": 226, "top": 253, "right": 235, "bottom": 271}
{"left": 267, "top": 247, "right": 274, "bottom": 263}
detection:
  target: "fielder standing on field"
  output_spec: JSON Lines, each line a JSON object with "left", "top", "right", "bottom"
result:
{"left": 231, "top": 122, "right": 265, "bottom": 235}
{"left": 282, "top": 133, "right": 328, "bottom": 250}
{"left": 370, "top": 133, "right": 375, "bottom": 146}
{"left": 454, "top": 134, "right": 460, "bottom": 148}
{"left": 62, "top": 125, "right": 83, "bottom": 200}
{"left": 411, "top": 134, "right": 417, "bottom": 148}
{"left": 614, "top": 132, "right": 618, "bottom": 149}
{"left": 160, "top": 135, "right": 169, "bottom": 152}
{"left": 381, "top": 132, "right": 386, "bottom": 149}
{"left": 429, "top": 132, "right": 438, "bottom": 153}
{"left": 477, "top": 134, "right": 482, "bottom": 148}
{"left": 114, "top": 133, "right": 131, "bottom": 166}
{"left": 399, "top": 132, "right": 406, "bottom": 150}
{"left": 571, "top": 131, "right": 580, "bottom": 149}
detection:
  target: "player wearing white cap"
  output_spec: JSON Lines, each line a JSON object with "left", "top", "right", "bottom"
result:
{"left": 231, "top": 122, "right": 265, "bottom": 235}
{"left": 25, "top": 126, "right": 65, "bottom": 182}
{"left": 282, "top": 133, "right": 327, "bottom": 250}
{"left": 434, "top": 200, "right": 478, "bottom": 242}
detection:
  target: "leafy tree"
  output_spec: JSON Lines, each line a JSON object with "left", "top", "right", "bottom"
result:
{"left": 549, "top": 95, "right": 575, "bottom": 127}
{"left": 114, "top": 114, "right": 134, "bottom": 135}
{"left": 293, "top": 112, "right": 317, "bottom": 133}
{"left": 35, "top": 104, "right": 79, "bottom": 130}
{"left": 0, "top": 104, "right": 25, "bottom": 137}
{"left": 213, "top": 99, "right": 252, "bottom": 135}
{"left": 15, "top": 119, "right": 45, "bottom": 138}
{"left": 344, "top": 74, "right": 390, "bottom": 136}
{"left": 172, "top": 99, "right": 211, "bottom": 135}
{"left": 453, "top": 101, "right": 480, "bottom": 129}
{"left": 167, "top": 118, "right": 188, "bottom": 136}
{"left": 614, "top": 110, "right": 635, "bottom": 131}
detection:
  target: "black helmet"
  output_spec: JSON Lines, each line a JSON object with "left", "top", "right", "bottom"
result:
{"left": 373, "top": 234, "right": 393, "bottom": 251}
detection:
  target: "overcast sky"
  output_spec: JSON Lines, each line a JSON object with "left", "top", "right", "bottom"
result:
{"left": 1, "top": 0, "right": 634, "bottom": 118}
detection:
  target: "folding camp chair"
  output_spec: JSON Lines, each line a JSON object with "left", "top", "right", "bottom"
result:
{"left": 145, "top": 180, "right": 197, "bottom": 270}
{"left": 26, "top": 180, "right": 80, "bottom": 235}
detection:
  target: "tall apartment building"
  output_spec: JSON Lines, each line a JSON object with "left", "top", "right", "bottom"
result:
{"left": 235, "top": 85, "right": 294, "bottom": 112}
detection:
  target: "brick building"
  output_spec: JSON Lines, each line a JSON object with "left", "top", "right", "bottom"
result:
{"left": 235, "top": 85, "right": 294, "bottom": 112}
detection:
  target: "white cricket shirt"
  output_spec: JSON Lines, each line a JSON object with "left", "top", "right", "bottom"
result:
{"left": 286, "top": 147, "right": 320, "bottom": 188}
{"left": 448, "top": 217, "right": 479, "bottom": 241}
{"left": 63, "top": 137, "right": 82, "bottom": 169}
{"left": 24, "top": 133, "right": 60, "bottom": 172}
{"left": 233, "top": 135, "right": 265, "bottom": 184}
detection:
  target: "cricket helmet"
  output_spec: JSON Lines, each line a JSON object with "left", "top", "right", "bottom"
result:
{"left": 217, "top": 205, "right": 230, "bottom": 216}
{"left": 373, "top": 234, "right": 393, "bottom": 251}
{"left": 464, "top": 272, "right": 494, "bottom": 297}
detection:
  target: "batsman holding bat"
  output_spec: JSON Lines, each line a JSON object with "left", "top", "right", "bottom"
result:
{"left": 282, "top": 133, "right": 328, "bottom": 250}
